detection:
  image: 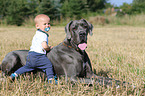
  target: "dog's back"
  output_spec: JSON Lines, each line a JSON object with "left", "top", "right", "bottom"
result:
{"left": 0, "top": 50, "right": 28, "bottom": 75}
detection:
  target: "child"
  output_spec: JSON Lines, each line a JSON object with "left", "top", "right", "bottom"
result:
{"left": 9, "top": 14, "right": 57, "bottom": 84}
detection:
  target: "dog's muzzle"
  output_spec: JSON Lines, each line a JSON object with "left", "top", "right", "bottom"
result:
{"left": 79, "top": 32, "right": 87, "bottom": 43}
{"left": 78, "top": 32, "right": 87, "bottom": 50}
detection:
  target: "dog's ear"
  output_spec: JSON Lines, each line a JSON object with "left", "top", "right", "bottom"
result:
{"left": 65, "top": 20, "right": 73, "bottom": 40}
{"left": 82, "top": 19, "right": 93, "bottom": 36}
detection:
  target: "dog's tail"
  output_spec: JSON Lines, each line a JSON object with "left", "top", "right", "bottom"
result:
{"left": 0, "top": 60, "right": 8, "bottom": 76}
{"left": 0, "top": 61, "right": 5, "bottom": 78}
{"left": 0, "top": 63, "right": 1, "bottom": 70}
{"left": 70, "top": 76, "right": 134, "bottom": 88}
{"left": 0, "top": 64, "right": 2, "bottom": 75}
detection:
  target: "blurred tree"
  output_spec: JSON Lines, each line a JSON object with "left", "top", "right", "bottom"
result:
{"left": 133, "top": 0, "right": 145, "bottom": 4}
{"left": 37, "top": 0, "right": 61, "bottom": 19}
{"left": 120, "top": 3, "right": 132, "bottom": 15}
{"left": 130, "top": 0, "right": 145, "bottom": 14}
{"left": 87, "top": 0, "right": 107, "bottom": 12}
{"left": 5, "top": 0, "right": 30, "bottom": 26}
{"left": 0, "top": 0, "right": 62, "bottom": 25}
{"left": 50, "top": 0, "right": 61, "bottom": 19}
{"left": 61, "top": 0, "right": 88, "bottom": 19}
{"left": 0, "top": 0, "right": 107, "bottom": 26}
{"left": 37, "top": 0, "right": 53, "bottom": 17}
{"left": 0, "top": 0, "right": 9, "bottom": 17}
{"left": 104, "top": 2, "right": 113, "bottom": 8}
{"left": 26, "top": 0, "right": 39, "bottom": 16}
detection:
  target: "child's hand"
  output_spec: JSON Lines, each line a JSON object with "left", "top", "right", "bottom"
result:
{"left": 49, "top": 46, "right": 53, "bottom": 49}
{"left": 42, "top": 42, "right": 51, "bottom": 51}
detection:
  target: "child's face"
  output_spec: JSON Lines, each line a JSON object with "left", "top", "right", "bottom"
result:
{"left": 35, "top": 17, "right": 51, "bottom": 32}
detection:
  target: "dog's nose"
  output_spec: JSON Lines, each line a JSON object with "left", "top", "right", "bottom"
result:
{"left": 79, "top": 32, "right": 86, "bottom": 37}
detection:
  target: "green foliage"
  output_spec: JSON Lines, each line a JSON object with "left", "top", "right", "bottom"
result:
{"left": 87, "top": 0, "right": 106, "bottom": 12}
{"left": 50, "top": 0, "right": 61, "bottom": 19}
{"left": 0, "top": 0, "right": 8, "bottom": 17}
{"left": 121, "top": 0, "right": 145, "bottom": 15}
{"left": 0, "top": 0, "right": 62, "bottom": 26}
{"left": 37, "top": 0, "right": 53, "bottom": 17}
{"left": 133, "top": 0, "right": 145, "bottom": 4}
{"left": 131, "top": 2, "right": 145, "bottom": 14}
{"left": 119, "top": 3, "right": 132, "bottom": 15}
{"left": 0, "top": 0, "right": 30, "bottom": 25}
{"left": 61, "top": 0, "right": 88, "bottom": 19}
{"left": 26, "top": 0, "right": 39, "bottom": 16}
{"left": 0, "top": 0, "right": 107, "bottom": 26}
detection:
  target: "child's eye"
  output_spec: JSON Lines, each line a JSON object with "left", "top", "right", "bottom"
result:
{"left": 44, "top": 23, "right": 50, "bottom": 25}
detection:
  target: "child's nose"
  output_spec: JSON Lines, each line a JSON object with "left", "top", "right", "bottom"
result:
{"left": 46, "top": 24, "right": 49, "bottom": 27}
{"left": 46, "top": 24, "right": 50, "bottom": 27}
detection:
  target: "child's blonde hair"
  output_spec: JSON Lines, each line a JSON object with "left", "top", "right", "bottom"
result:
{"left": 34, "top": 14, "right": 50, "bottom": 24}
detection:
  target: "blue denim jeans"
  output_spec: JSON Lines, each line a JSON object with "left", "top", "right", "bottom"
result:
{"left": 14, "top": 51, "right": 54, "bottom": 79}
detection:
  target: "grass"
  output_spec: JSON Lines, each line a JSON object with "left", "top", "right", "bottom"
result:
{"left": 88, "top": 14, "right": 145, "bottom": 27}
{"left": 0, "top": 26, "right": 145, "bottom": 95}
{"left": 2, "top": 14, "right": 145, "bottom": 27}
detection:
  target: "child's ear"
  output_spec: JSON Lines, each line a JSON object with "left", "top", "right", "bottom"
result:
{"left": 35, "top": 24, "right": 39, "bottom": 29}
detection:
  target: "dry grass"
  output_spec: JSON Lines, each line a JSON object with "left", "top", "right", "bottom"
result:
{"left": 88, "top": 14, "right": 145, "bottom": 27}
{"left": 0, "top": 26, "right": 144, "bottom": 95}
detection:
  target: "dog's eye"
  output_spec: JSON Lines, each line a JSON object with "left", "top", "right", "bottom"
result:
{"left": 73, "top": 27, "right": 76, "bottom": 31}
{"left": 84, "top": 26, "right": 88, "bottom": 28}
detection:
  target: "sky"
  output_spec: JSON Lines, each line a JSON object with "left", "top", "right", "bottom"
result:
{"left": 108, "top": 0, "right": 133, "bottom": 6}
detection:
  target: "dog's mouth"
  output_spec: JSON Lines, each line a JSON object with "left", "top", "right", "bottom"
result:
{"left": 77, "top": 37, "right": 87, "bottom": 50}
{"left": 78, "top": 43, "right": 87, "bottom": 50}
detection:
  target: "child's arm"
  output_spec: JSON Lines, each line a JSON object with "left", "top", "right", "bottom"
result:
{"left": 42, "top": 41, "right": 52, "bottom": 51}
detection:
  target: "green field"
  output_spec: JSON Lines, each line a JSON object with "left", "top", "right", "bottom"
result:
{"left": 0, "top": 26, "right": 144, "bottom": 95}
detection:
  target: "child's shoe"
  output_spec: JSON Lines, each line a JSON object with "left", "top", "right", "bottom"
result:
{"left": 48, "top": 75, "right": 58, "bottom": 85}
{"left": 9, "top": 73, "right": 18, "bottom": 81}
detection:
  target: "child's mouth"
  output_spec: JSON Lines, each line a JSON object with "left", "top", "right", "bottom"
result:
{"left": 45, "top": 27, "right": 50, "bottom": 32}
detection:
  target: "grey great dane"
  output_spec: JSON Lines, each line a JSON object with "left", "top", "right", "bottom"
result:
{"left": 0, "top": 19, "right": 125, "bottom": 87}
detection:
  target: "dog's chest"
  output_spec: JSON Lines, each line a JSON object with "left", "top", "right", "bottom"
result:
{"left": 48, "top": 44, "right": 85, "bottom": 76}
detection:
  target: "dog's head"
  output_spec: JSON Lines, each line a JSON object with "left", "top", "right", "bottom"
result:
{"left": 65, "top": 19, "right": 93, "bottom": 50}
